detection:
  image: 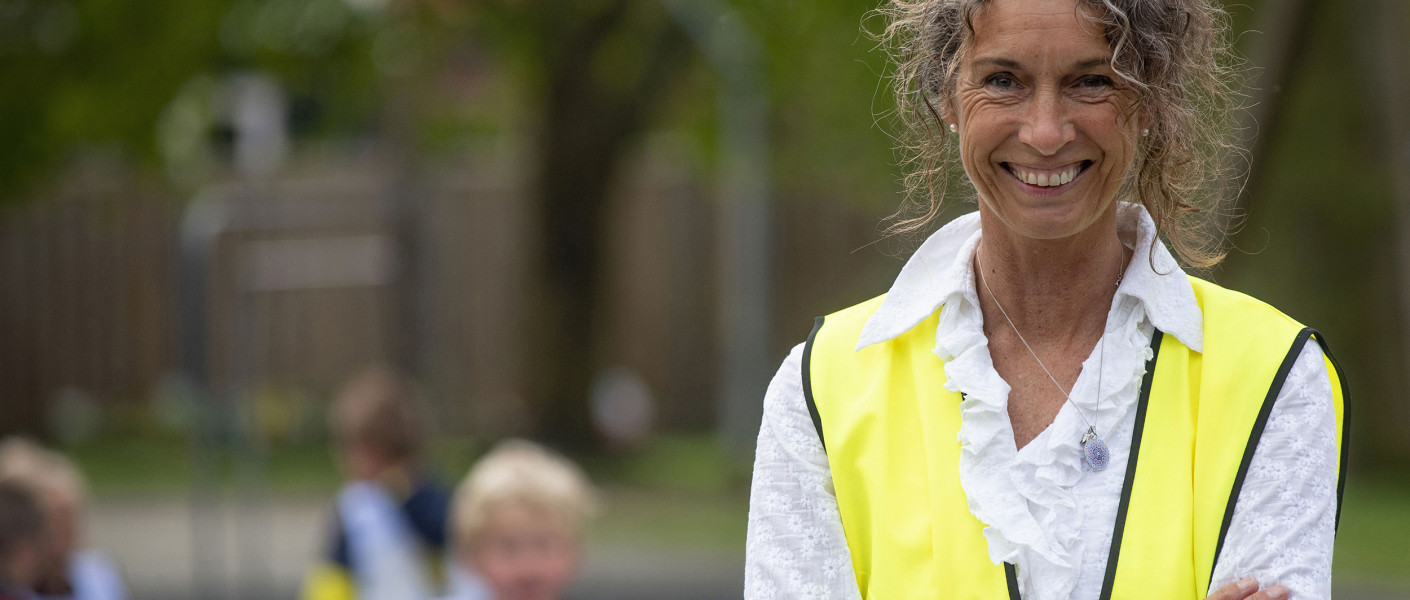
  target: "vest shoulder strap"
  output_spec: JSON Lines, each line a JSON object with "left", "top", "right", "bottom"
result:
{"left": 802, "top": 294, "right": 887, "bottom": 450}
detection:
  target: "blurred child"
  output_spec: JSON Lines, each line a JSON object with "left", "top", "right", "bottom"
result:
{"left": 302, "top": 366, "right": 453, "bottom": 600}
{"left": 0, "top": 438, "right": 126, "bottom": 600}
{"left": 0, "top": 480, "right": 46, "bottom": 600}
{"left": 446, "top": 440, "right": 596, "bottom": 600}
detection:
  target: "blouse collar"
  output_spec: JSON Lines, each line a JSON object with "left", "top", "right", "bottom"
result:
{"left": 854, "top": 202, "right": 1204, "bottom": 352}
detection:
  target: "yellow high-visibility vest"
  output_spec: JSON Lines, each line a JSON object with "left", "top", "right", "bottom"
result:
{"left": 803, "top": 277, "right": 1347, "bottom": 599}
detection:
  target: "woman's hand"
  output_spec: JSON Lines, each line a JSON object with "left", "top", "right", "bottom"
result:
{"left": 1204, "top": 577, "right": 1290, "bottom": 600}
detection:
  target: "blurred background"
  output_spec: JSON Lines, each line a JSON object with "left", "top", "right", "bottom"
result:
{"left": 0, "top": 0, "right": 1406, "bottom": 598}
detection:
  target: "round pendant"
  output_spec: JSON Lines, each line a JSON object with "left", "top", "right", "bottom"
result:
{"left": 1082, "top": 437, "right": 1111, "bottom": 471}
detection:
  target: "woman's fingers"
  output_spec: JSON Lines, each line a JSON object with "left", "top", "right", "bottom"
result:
{"left": 1203, "top": 578, "right": 1292, "bottom": 600}
{"left": 1249, "top": 585, "right": 1291, "bottom": 600}
{"left": 1205, "top": 577, "right": 1259, "bottom": 600}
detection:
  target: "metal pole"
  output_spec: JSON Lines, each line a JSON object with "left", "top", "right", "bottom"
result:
{"left": 177, "top": 186, "right": 232, "bottom": 600}
{"left": 658, "top": 0, "right": 773, "bottom": 464}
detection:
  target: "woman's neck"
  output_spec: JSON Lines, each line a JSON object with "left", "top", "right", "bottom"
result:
{"left": 975, "top": 217, "right": 1127, "bottom": 346}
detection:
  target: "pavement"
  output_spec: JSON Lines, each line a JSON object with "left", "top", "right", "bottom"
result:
{"left": 86, "top": 494, "right": 1405, "bottom": 599}
{"left": 87, "top": 493, "right": 744, "bottom": 600}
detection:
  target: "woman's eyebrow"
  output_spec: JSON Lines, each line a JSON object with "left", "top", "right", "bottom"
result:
{"left": 970, "top": 56, "right": 1112, "bottom": 71}
{"left": 1071, "top": 56, "right": 1113, "bottom": 70}
{"left": 971, "top": 56, "right": 1023, "bottom": 70}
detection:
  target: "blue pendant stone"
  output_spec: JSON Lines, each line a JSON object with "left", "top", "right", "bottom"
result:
{"left": 1083, "top": 438, "right": 1111, "bottom": 471}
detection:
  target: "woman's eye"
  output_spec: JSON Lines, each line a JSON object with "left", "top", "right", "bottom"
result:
{"left": 1077, "top": 75, "right": 1113, "bottom": 88}
{"left": 986, "top": 73, "right": 1017, "bottom": 89}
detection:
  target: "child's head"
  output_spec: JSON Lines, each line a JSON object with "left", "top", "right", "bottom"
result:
{"left": 330, "top": 366, "right": 423, "bottom": 480}
{"left": 0, "top": 438, "right": 84, "bottom": 569}
{"left": 451, "top": 440, "right": 596, "bottom": 600}
{"left": 0, "top": 480, "right": 47, "bottom": 591}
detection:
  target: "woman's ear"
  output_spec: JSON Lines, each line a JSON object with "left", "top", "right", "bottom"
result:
{"left": 943, "top": 94, "right": 963, "bottom": 134}
{"left": 937, "top": 102, "right": 957, "bottom": 134}
{"left": 1137, "top": 106, "right": 1155, "bottom": 136}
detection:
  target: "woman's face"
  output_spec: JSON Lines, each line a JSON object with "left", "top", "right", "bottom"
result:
{"left": 951, "top": 0, "right": 1140, "bottom": 243}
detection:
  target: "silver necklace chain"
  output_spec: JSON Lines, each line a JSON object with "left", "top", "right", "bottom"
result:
{"left": 976, "top": 248, "right": 1124, "bottom": 437}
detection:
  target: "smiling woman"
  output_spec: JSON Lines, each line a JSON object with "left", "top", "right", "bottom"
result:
{"left": 954, "top": 1, "right": 1142, "bottom": 252}
{"left": 744, "top": 1, "right": 1347, "bottom": 600}
{"left": 884, "top": 0, "right": 1237, "bottom": 267}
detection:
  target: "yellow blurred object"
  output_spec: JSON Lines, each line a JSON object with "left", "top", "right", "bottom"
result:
{"left": 300, "top": 562, "right": 356, "bottom": 600}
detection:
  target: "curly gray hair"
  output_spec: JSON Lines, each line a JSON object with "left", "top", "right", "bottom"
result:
{"left": 877, "top": 0, "right": 1242, "bottom": 267}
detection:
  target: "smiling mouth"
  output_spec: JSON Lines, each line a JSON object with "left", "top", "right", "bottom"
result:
{"left": 1002, "top": 161, "right": 1093, "bottom": 187}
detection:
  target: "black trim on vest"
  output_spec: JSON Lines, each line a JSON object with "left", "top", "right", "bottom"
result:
{"left": 803, "top": 316, "right": 827, "bottom": 452}
{"left": 1005, "top": 562, "right": 1021, "bottom": 600}
{"left": 1207, "top": 328, "right": 1315, "bottom": 591}
{"left": 1097, "top": 329, "right": 1165, "bottom": 600}
{"left": 1308, "top": 331, "right": 1350, "bottom": 532}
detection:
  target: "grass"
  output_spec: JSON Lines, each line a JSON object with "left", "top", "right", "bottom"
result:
{"left": 65, "top": 433, "right": 1409, "bottom": 577}
{"left": 1333, "top": 470, "right": 1410, "bottom": 589}
{"left": 67, "top": 432, "right": 751, "bottom": 555}
{"left": 65, "top": 432, "right": 344, "bottom": 495}
{"left": 591, "top": 486, "right": 749, "bottom": 552}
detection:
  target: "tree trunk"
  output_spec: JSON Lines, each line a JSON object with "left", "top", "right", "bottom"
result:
{"left": 527, "top": 4, "right": 690, "bottom": 450}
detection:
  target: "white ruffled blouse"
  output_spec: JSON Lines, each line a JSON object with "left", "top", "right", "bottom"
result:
{"left": 744, "top": 204, "right": 1339, "bottom": 599}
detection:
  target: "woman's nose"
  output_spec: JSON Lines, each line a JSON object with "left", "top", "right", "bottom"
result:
{"left": 1018, "top": 90, "right": 1075, "bottom": 155}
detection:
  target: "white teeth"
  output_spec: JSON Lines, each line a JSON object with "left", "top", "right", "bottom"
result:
{"left": 1014, "top": 165, "right": 1080, "bottom": 187}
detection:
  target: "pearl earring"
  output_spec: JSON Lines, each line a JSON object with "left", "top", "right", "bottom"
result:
{"left": 1141, "top": 128, "right": 1150, "bottom": 137}
{"left": 949, "top": 123, "right": 958, "bottom": 134}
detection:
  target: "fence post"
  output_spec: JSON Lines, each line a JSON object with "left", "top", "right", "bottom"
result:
{"left": 658, "top": 0, "right": 774, "bottom": 466}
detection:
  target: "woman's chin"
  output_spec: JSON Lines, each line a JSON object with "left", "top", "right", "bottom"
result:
{"left": 982, "top": 199, "right": 1114, "bottom": 243}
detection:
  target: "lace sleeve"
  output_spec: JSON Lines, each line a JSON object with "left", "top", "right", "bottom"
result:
{"left": 744, "top": 344, "right": 862, "bottom": 600}
{"left": 1209, "top": 341, "right": 1338, "bottom": 598}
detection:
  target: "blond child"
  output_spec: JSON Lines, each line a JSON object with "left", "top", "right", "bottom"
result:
{"left": 0, "top": 480, "right": 46, "bottom": 600}
{"left": 447, "top": 440, "right": 596, "bottom": 600}
{"left": 0, "top": 438, "right": 126, "bottom": 600}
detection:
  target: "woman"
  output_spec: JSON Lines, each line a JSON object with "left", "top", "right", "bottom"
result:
{"left": 744, "top": 1, "right": 1347, "bottom": 599}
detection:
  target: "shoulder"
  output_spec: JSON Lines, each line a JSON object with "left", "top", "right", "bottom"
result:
{"left": 804, "top": 294, "right": 890, "bottom": 373}
{"left": 817, "top": 294, "right": 888, "bottom": 329}
{"left": 763, "top": 343, "right": 810, "bottom": 434}
{"left": 811, "top": 293, "right": 901, "bottom": 343}
{"left": 1186, "top": 276, "right": 1325, "bottom": 370}
{"left": 1188, "top": 276, "right": 1304, "bottom": 332}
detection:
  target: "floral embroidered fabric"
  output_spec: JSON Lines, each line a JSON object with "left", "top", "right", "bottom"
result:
{"left": 745, "top": 205, "right": 1336, "bottom": 600}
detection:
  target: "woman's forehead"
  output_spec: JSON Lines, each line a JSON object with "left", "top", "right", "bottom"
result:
{"left": 968, "top": 0, "right": 1110, "bottom": 66}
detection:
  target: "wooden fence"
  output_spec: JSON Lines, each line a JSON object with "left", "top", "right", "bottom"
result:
{"left": 0, "top": 152, "right": 899, "bottom": 443}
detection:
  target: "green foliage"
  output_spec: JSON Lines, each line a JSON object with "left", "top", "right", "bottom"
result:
{"left": 0, "top": 0, "right": 382, "bottom": 202}
{"left": 726, "top": 0, "right": 902, "bottom": 206}
{"left": 1, "top": 0, "right": 902, "bottom": 204}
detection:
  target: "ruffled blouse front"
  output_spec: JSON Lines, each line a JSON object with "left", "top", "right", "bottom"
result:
{"left": 853, "top": 203, "right": 1204, "bottom": 599}
{"left": 745, "top": 202, "right": 1337, "bottom": 600}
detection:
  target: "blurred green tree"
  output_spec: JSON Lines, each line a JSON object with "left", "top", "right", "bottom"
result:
{"left": 0, "top": 0, "right": 386, "bottom": 198}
